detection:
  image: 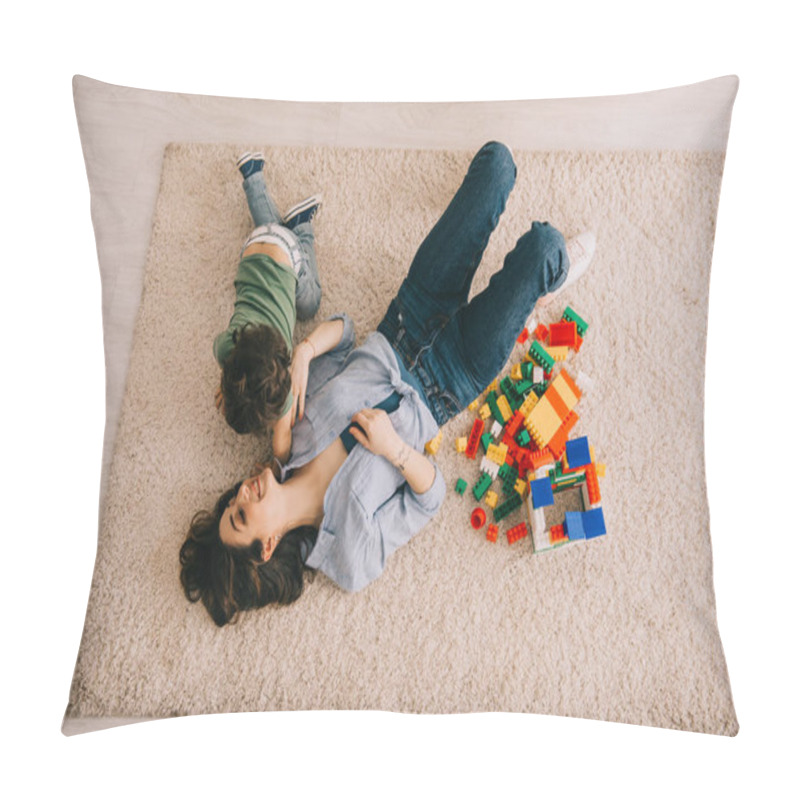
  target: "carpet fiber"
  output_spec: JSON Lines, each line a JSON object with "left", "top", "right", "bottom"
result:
{"left": 65, "top": 143, "right": 737, "bottom": 735}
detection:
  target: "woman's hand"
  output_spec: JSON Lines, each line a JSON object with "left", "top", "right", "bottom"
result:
{"left": 289, "top": 340, "right": 314, "bottom": 426}
{"left": 348, "top": 408, "right": 402, "bottom": 461}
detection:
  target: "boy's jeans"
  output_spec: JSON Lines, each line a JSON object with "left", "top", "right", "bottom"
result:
{"left": 242, "top": 172, "right": 322, "bottom": 320}
{"left": 378, "top": 141, "right": 569, "bottom": 426}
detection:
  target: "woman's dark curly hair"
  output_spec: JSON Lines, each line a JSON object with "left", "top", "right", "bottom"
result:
{"left": 179, "top": 482, "right": 318, "bottom": 626}
{"left": 220, "top": 324, "right": 291, "bottom": 434}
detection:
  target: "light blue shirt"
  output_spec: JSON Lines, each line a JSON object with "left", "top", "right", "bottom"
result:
{"left": 279, "top": 314, "right": 446, "bottom": 592}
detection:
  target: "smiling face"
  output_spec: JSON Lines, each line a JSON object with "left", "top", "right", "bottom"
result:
{"left": 218, "top": 467, "right": 281, "bottom": 561}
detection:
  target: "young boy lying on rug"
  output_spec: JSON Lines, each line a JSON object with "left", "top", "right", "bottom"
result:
{"left": 213, "top": 152, "right": 323, "bottom": 461}
{"left": 182, "top": 141, "right": 596, "bottom": 626}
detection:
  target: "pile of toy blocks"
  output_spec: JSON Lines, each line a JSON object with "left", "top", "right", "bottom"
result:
{"left": 450, "top": 306, "right": 607, "bottom": 553}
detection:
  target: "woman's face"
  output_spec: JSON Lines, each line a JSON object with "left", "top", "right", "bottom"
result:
{"left": 218, "top": 467, "right": 280, "bottom": 559}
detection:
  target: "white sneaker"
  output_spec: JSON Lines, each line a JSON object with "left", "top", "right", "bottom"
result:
{"left": 538, "top": 231, "right": 597, "bottom": 307}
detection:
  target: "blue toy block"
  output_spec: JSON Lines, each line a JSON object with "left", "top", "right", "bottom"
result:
{"left": 529, "top": 477, "right": 555, "bottom": 508}
{"left": 563, "top": 511, "right": 586, "bottom": 541}
{"left": 565, "top": 436, "right": 592, "bottom": 469}
{"left": 582, "top": 507, "right": 607, "bottom": 539}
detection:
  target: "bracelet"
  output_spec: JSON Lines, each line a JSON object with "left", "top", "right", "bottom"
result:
{"left": 395, "top": 443, "right": 410, "bottom": 473}
{"left": 301, "top": 338, "right": 316, "bottom": 359}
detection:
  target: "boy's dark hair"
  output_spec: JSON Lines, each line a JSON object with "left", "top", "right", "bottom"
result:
{"left": 220, "top": 324, "right": 291, "bottom": 434}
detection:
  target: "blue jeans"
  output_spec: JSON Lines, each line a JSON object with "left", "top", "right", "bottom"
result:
{"left": 242, "top": 172, "right": 322, "bottom": 320}
{"left": 377, "top": 141, "right": 569, "bottom": 427}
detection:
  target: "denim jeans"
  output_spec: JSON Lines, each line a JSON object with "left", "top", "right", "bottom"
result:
{"left": 242, "top": 172, "right": 322, "bottom": 320}
{"left": 377, "top": 141, "right": 569, "bottom": 427}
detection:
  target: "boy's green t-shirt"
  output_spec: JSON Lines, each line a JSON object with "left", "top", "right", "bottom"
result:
{"left": 213, "top": 253, "right": 298, "bottom": 419}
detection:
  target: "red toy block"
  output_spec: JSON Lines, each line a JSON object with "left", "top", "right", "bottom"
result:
{"left": 526, "top": 448, "right": 556, "bottom": 472}
{"left": 486, "top": 523, "right": 499, "bottom": 542}
{"left": 549, "top": 524, "right": 567, "bottom": 544}
{"left": 549, "top": 321, "right": 578, "bottom": 348}
{"left": 533, "top": 323, "right": 549, "bottom": 342}
{"left": 465, "top": 418, "right": 485, "bottom": 459}
{"left": 471, "top": 508, "right": 487, "bottom": 529}
{"left": 504, "top": 410, "right": 524, "bottom": 439}
{"left": 506, "top": 522, "right": 528, "bottom": 544}
{"left": 516, "top": 328, "right": 529, "bottom": 345}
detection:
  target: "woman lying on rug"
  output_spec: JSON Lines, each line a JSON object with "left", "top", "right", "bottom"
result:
{"left": 181, "top": 141, "right": 596, "bottom": 626}
{"left": 213, "top": 152, "right": 323, "bottom": 461}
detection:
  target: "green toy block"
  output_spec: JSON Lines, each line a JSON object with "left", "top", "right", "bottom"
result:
{"left": 487, "top": 393, "right": 505, "bottom": 424}
{"left": 494, "top": 493, "right": 523, "bottom": 522}
{"left": 562, "top": 306, "right": 589, "bottom": 338}
{"left": 473, "top": 472, "right": 493, "bottom": 501}
{"left": 528, "top": 341, "right": 555, "bottom": 372}
{"left": 498, "top": 463, "right": 513, "bottom": 481}
{"left": 516, "top": 429, "right": 531, "bottom": 447}
{"left": 502, "top": 465, "right": 520, "bottom": 496}
{"left": 480, "top": 432, "right": 493, "bottom": 452}
{"left": 455, "top": 478, "right": 468, "bottom": 496}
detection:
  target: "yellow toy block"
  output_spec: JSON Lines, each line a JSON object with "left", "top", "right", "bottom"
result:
{"left": 455, "top": 436, "right": 467, "bottom": 453}
{"left": 468, "top": 397, "right": 481, "bottom": 412}
{"left": 424, "top": 430, "right": 443, "bottom": 455}
{"left": 525, "top": 400, "right": 563, "bottom": 447}
{"left": 514, "top": 478, "right": 527, "bottom": 496}
{"left": 486, "top": 443, "right": 509, "bottom": 465}
{"left": 478, "top": 403, "right": 492, "bottom": 420}
{"left": 485, "top": 490, "right": 498, "bottom": 508}
{"left": 596, "top": 463, "right": 606, "bottom": 478}
{"left": 511, "top": 364, "right": 523, "bottom": 380}
{"left": 485, "top": 379, "right": 499, "bottom": 393}
{"left": 544, "top": 345, "right": 569, "bottom": 362}
{"left": 496, "top": 395, "right": 512, "bottom": 422}
{"left": 519, "top": 392, "right": 539, "bottom": 418}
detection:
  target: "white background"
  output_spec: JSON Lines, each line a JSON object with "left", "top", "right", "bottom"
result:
{"left": 3, "top": 1, "right": 798, "bottom": 797}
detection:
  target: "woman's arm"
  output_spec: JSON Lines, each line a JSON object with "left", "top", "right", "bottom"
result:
{"left": 348, "top": 408, "right": 436, "bottom": 495}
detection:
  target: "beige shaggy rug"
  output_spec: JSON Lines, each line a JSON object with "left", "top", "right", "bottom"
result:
{"left": 64, "top": 143, "right": 737, "bottom": 735}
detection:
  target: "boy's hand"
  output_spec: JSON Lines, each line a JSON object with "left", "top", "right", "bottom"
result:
{"left": 289, "top": 340, "right": 314, "bottom": 426}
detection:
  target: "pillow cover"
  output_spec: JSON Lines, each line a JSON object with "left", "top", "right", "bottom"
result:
{"left": 64, "top": 75, "right": 738, "bottom": 736}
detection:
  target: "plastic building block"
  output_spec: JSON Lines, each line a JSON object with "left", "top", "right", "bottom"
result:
{"left": 470, "top": 508, "right": 487, "bottom": 529}
{"left": 496, "top": 395, "right": 513, "bottom": 422}
{"left": 516, "top": 328, "right": 529, "bottom": 345}
{"left": 465, "top": 418, "right": 485, "bottom": 459}
{"left": 480, "top": 432, "right": 493, "bottom": 452}
{"left": 529, "top": 477, "right": 555, "bottom": 508}
{"left": 486, "top": 442, "right": 509, "bottom": 466}
{"left": 516, "top": 429, "right": 531, "bottom": 448}
{"left": 479, "top": 456, "right": 500, "bottom": 480}
{"left": 513, "top": 478, "right": 527, "bottom": 496}
{"left": 485, "top": 490, "right": 498, "bottom": 508}
{"left": 524, "top": 369, "right": 582, "bottom": 449}
{"left": 582, "top": 507, "right": 606, "bottom": 539}
{"left": 455, "top": 478, "right": 468, "bottom": 496}
{"left": 546, "top": 411, "right": 579, "bottom": 460}
{"left": 565, "top": 436, "right": 592, "bottom": 469}
{"left": 528, "top": 340, "right": 555, "bottom": 372}
{"left": 478, "top": 403, "right": 492, "bottom": 420}
{"left": 533, "top": 323, "right": 549, "bottom": 342}
{"left": 468, "top": 397, "right": 481, "bottom": 412}
{"left": 562, "top": 306, "right": 589, "bottom": 338}
{"left": 544, "top": 345, "right": 569, "bottom": 362}
{"left": 563, "top": 511, "right": 586, "bottom": 541}
{"left": 486, "top": 523, "right": 499, "bottom": 542}
{"left": 494, "top": 493, "right": 523, "bottom": 522}
{"left": 549, "top": 524, "right": 568, "bottom": 545}
{"left": 473, "top": 472, "right": 493, "bottom": 501}
{"left": 455, "top": 436, "right": 467, "bottom": 453}
{"left": 490, "top": 420, "right": 503, "bottom": 438}
{"left": 424, "top": 430, "right": 443, "bottom": 455}
{"left": 549, "top": 320, "right": 578, "bottom": 348}
{"left": 506, "top": 522, "right": 528, "bottom": 544}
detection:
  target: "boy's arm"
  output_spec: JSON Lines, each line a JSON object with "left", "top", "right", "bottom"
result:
{"left": 290, "top": 318, "right": 346, "bottom": 425}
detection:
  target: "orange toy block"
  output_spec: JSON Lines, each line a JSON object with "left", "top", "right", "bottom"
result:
{"left": 486, "top": 523, "right": 499, "bottom": 542}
